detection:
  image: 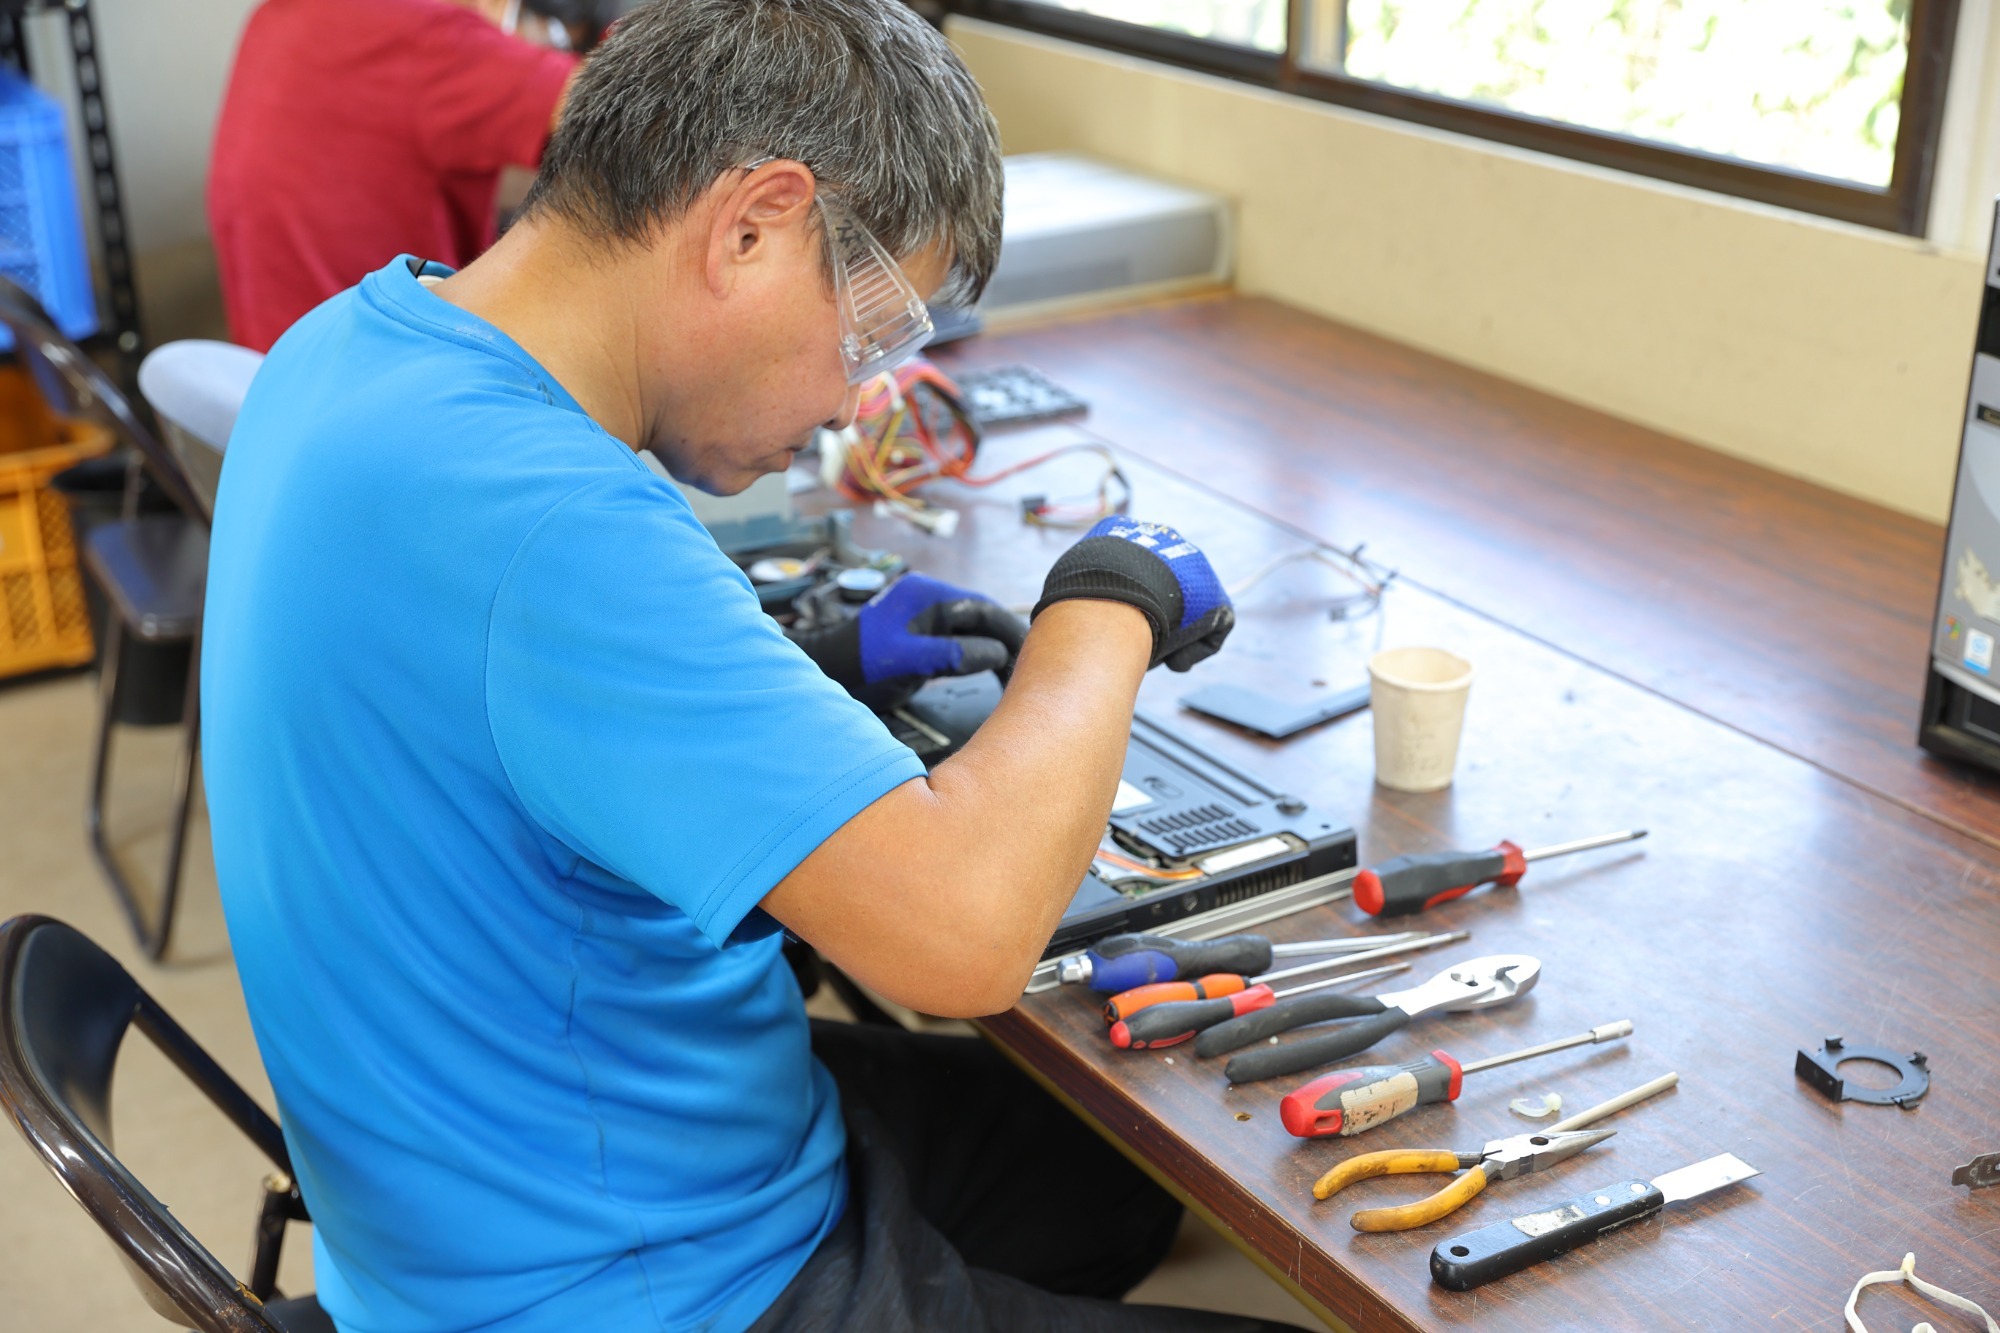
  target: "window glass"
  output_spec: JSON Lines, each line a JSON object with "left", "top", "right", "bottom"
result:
{"left": 1025, "top": 0, "right": 1286, "bottom": 52}
{"left": 1318, "top": 0, "right": 1912, "bottom": 187}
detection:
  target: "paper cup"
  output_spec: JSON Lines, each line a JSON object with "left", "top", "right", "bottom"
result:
{"left": 1368, "top": 647, "right": 1473, "bottom": 793}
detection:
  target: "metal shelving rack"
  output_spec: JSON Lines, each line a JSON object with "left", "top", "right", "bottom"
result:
{"left": 0, "top": 0, "right": 144, "bottom": 383}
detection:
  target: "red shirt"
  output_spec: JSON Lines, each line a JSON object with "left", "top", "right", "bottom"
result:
{"left": 209, "top": 0, "right": 575, "bottom": 351}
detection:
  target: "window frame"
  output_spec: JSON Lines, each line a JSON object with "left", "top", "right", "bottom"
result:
{"left": 951, "top": 0, "right": 1962, "bottom": 236}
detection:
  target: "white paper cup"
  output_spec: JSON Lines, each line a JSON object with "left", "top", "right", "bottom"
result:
{"left": 1368, "top": 647, "right": 1473, "bottom": 793}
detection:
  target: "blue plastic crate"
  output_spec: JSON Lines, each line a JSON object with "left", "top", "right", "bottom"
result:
{"left": 0, "top": 68, "right": 97, "bottom": 352}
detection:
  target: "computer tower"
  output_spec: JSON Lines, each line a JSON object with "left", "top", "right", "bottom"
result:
{"left": 1920, "top": 201, "right": 2000, "bottom": 770}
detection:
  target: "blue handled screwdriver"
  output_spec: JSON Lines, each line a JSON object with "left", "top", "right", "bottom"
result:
{"left": 1056, "top": 929, "right": 1430, "bottom": 993}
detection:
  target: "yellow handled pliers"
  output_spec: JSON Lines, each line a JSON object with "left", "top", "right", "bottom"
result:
{"left": 1312, "top": 1128, "right": 1615, "bottom": 1232}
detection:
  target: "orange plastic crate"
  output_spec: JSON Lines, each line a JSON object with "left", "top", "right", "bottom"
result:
{"left": 0, "top": 367, "right": 113, "bottom": 678}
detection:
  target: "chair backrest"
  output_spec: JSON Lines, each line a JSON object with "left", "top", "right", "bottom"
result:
{"left": 0, "top": 275, "right": 210, "bottom": 525}
{"left": 0, "top": 914, "right": 294, "bottom": 1332}
{"left": 139, "top": 341, "right": 264, "bottom": 518}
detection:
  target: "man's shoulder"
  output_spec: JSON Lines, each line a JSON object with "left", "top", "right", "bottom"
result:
{"left": 226, "top": 275, "right": 644, "bottom": 548}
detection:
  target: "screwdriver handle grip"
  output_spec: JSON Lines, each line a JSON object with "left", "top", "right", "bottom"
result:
{"left": 1086, "top": 934, "right": 1275, "bottom": 992}
{"left": 1353, "top": 843, "right": 1526, "bottom": 918}
{"left": 1109, "top": 985, "right": 1275, "bottom": 1049}
{"left": 1102, "top": 974, "right": 1250, "bottom": 1025}
{"left": 1192, "top": 992, "right": 1389, "bottom": 1058}
{"left": 1223, "top": 1008, "right": 1414, "bottom": 1083}
{"left": 1279, "top": 1050, "right": 1464, "bottom": 1138}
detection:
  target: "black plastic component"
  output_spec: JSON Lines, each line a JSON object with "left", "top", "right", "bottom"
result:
{"left": 1193, "top": 991, "right": 1387, "bottom": 1058}
{"left": 1795, "top": 1036, "right": 1930, "bottom": 1108}
{"left": 952, "top": 363, "right": 1088, "bottom": 430}
{"left": 1223, "top": 1007, "right": 1414, "bottom": 1083}
{"left": 1181, "top": 682, "right": 1370, "bottom": 740}
{"left": 1429, "top": 1180, "right": 1665, "bottom": 1291}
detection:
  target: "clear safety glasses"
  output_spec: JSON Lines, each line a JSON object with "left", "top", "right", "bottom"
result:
{"left": 736, "top": 159, "right": 933, "bottom": 386}
{"left": 816, "top": 191, "right": 933, "bottom": 386}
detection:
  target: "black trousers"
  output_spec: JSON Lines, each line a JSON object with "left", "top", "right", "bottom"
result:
{"left": 746, "top": 1020, "right": 1311, "bottom": 1332}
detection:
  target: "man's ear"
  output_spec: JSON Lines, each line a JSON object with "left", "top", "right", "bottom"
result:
{"left": 704, "top": 160, "right": 817, "bottom": 297}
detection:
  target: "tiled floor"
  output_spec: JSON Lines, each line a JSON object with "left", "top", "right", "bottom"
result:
{"left": 0, "top": 670, "right": 1323, "bottom": 1330}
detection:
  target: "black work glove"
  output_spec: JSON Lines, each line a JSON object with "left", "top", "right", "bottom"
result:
{"left": 789, "top": 572, "right": 1027, "bottom": 711}
{"left": 1032, "top": 517, "right": 1234, "bottom": 671}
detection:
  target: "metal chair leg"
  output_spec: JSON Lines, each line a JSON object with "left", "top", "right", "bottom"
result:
{"left": 86, "top": 614, "right": 199, "bottom": 961}
{"left": 151, "top": 629, "right": 202, "bottom": 960}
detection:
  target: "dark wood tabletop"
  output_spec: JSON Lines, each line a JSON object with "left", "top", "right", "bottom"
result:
{"left": 818, "top": 367, "right": 2000, "bottom": 1330}
{"left": 932, "top": 298, "right": 2000, "bottom": 850}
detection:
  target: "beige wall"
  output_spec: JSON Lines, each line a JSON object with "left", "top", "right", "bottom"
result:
{"left": 951, "top": 17, "right": 1987, "bottom": 522}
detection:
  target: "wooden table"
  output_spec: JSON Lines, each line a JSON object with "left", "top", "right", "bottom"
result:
{"left": 818, "top": 338, "right": 2000, "bottom": 1330}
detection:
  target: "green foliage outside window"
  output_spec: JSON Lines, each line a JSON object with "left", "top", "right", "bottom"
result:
{"left": 1022, "top": 0, "right": 1912, "bottom": 187}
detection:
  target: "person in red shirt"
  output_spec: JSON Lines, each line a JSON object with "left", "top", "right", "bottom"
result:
{"left": 208, "top": 0, "right": 578, "bottom": 351}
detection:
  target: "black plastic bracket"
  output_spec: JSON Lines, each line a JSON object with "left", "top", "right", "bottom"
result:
{"left": 1795, "top": 1035, "right": 1930, "bottom": 1108}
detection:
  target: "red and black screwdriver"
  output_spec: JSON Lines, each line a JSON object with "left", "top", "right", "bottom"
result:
{"left": 1279, "top": 1021, "right": 1634, "bottom": 1139}
{"left": 1353, "top": 830, "right": 1647, "bottom": 918}
{"left": 1101, "top": 931, "right": 1463, "bottom": 1025}
{"left": 1108, "top": 931, "right": 1469, "bottom": 1050}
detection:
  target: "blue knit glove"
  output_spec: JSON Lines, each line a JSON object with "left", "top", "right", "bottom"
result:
{"left": 789, "top": 573, "right": 1026, "bottom": 708}
{"left": 1031, "top": 517, "right": 1234, "bottom": 671}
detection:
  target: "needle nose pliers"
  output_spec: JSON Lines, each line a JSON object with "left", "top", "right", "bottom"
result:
{"left": 1311, "top": 1127, "right": 1615, "bottom": 1232}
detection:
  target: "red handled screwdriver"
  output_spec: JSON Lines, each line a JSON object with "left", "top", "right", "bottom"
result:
{"left": 1101, "top": 931, "right": 1461, "bottom": 1025}
{"left": 1279, "top": 1021, "right": 1633, "bottom": 1139}
{"left": 1352, "top": 830, "right": 1647, "bottom": 918}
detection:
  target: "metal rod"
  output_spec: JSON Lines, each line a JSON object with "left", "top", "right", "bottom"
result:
{"left": 1549, "top": 1071, "right": 1680, "bottom": 1133}
{"left": 1271, "top": 961, "right": 1410, "bottom": 1000}
{"left": 1459, "top": 1020, "right": 1633, "bottom": 1075}
{"left": 1260, "top": 931, "right": 1466, "bottom": 985}
{"left": 1522, "top": 829, "right": 1649, "bottom": 863}
{"left": 1270, "top": 931, "right": 1427, "bottom": 957}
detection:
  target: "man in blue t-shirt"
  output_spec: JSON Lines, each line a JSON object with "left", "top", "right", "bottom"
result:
{"left": 203, "top": 2, "right": 1296, "bottom": 1330}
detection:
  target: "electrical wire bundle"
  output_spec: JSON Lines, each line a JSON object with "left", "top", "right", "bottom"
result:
{"left": 1227, "top": 542, "right": 1397, "bottom": 620}
{"left": 826, "top": 359, "right": 1130, "bottom": 533}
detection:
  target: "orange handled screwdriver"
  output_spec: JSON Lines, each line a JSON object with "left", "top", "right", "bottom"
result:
{"left": 1352, "top": 830, "right": 1647, "bottom": 918}
{"left": 1108, "top": 962, "right": 1415, "bottom": 1050}
{"left": 1101, "top": 930, "right": 1460, "bottom": 1025}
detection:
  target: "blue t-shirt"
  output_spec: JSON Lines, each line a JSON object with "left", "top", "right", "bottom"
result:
{"left": 202, "top": 258, "right": 926, "bottom": 1333}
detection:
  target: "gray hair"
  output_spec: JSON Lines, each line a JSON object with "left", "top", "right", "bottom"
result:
{"left": 521, "top": 0, "right": 1004, "bottom": 305}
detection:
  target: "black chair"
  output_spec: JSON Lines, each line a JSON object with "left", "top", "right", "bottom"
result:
{"left": 0, "top": 277, "right": 212, "bottom": 959}
{"left": 0, "top": 913, "right": 332, "bottom": 1332}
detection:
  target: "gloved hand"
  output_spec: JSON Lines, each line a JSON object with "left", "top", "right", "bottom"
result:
{"left": 789, "top": 572, "right": 1027, "bottom": 710}
{"left": 1032, "top": 517, "right": 1233, "bottom": 671}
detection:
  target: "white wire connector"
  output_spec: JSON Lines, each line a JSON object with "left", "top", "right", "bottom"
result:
{"left": 1508, "top": 1093, "right": 1561, "bottom": 1120}
{"left": 1844, "top": 1252, "right": 1999, "bottom": 1332}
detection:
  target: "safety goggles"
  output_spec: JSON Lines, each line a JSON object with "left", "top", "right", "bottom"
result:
{"left": 816, "top": 191, "right": 934, "bottom": 385}
{"left": 739, "top": 160, "right": 933, "bottom": 386}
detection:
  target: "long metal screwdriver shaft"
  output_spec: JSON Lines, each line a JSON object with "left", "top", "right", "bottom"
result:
{"left": 1459, "top": 1020, "right": 1634, "bottom": 1075}
{"left": 1549, "top": 1071, "right": 1680, "bottom": 1133}
{"left": 1270, "top": 931, "right": 1429, "bottom": 957}
{"left": 1521, "top": 830, "right": 1649, "bottom": 863}
{"left": 1273, "top": 961, "right": 1411, "bottom": 1000}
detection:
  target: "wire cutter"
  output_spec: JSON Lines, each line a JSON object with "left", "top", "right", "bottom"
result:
{"left": 1311, "top": 1128, "right": 1615, "bottom": 1233}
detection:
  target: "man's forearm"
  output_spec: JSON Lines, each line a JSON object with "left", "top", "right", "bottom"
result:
{"left": 763, "top": 600, "right": 1150, "bottom": 1016}
{"left": 922, "top": 599, "right": 1152, "bottom": 934}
